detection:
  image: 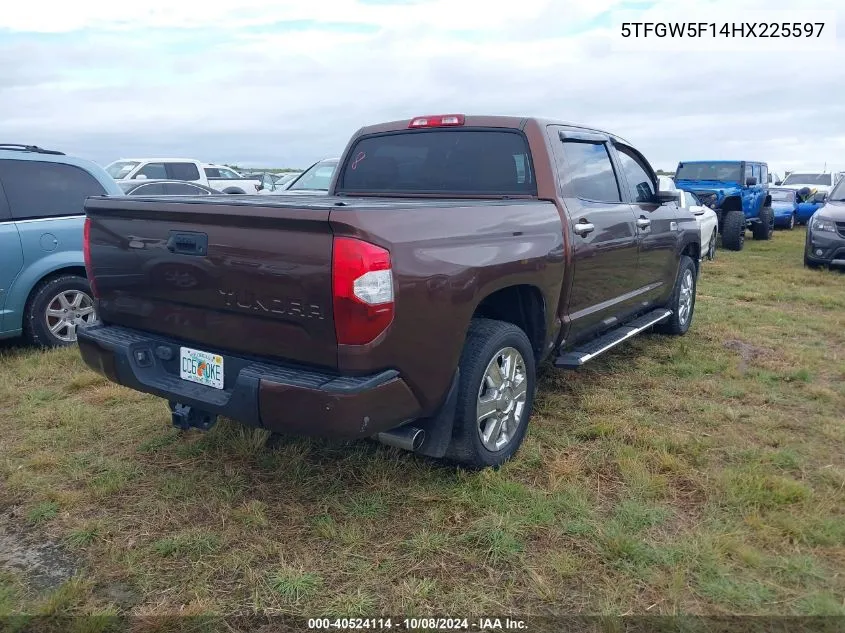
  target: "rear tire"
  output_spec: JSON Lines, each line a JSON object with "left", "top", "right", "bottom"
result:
{"left": 707, "top": 231, "right": 717, "bottom": 261}
{"left": 445, "top": 319, "right": 536, "bottom": 469}
{"left": 752, "top": 207, "right": 774, "bottom": 240}
{"left": 655, "top": 256, "right": 697, "bottom": 336}
{"left": 23, "top": 274, "right": 97, "bottom": 348}
{"left": 721, "top": 210, "right": 746, "bottom": 251}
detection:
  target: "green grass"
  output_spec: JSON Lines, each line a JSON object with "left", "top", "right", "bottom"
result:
{"left": 0, "top": 228, "right": 843, "bottom": 616}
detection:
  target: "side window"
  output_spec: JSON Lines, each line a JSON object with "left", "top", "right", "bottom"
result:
{"left": 130, "top": 183, "right": 167, "bottom": 195}
{"left": 166, "top": 183, "right": 208, "bottom": 195}
{"left": 559, "top": 141, "right": 621, "bottom": 202}
{"left": 167, "top": 162, "right": 201, "bottom": 181}
{"left": 614, "top": 145, "right": 656, "bottom": 203}
{"left": 752, "top": 164, "right": 760, "bottom": 184}
{"left": 761, "top": 165, "right": 768, "bottom": 185}
{"left": 219, "top": 168, "right": 240, "bottom": 179}
{"left": 0, "top": 159, "right": 106, "bottom": 220}
{"left": 136, "top": 162, "right": 167, "bottom": 179}
{"left": 744, "top": 163, "right": 753, "bottom": 183}
{"left": 204, "top": 168, "right": 221, "bottom": 179}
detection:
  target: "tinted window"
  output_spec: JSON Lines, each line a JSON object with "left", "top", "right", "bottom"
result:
{"left": 129, "top": 182, "right": 167, "bottom": 195}
{"left": 167, "top": 183, "right": 209, "bottom": 195}
{"left": 204, "top": 168, "right": 221, "bottom": 178}
{"left": 615, "top": 145, "right": 655, "bottom": 203}
{"left": 167, "top": 162, "right": 201, "bottom": 180}
{"left": 0, "top": 159, "right": 106, "bottom": 220}
{"left": 676, "top": 161, "right": 743, "bottom": 182}
{"left": 560, "top": 141, "right": 620, "bottom": 202}
{"left": 338, "top": 130, "right": 535, "bottom": 195}
{"left": 136, "top": 162, "right": 167, "bottom": 179}
{"left": 744, "top": 163, "right": 753, "bottom": 182}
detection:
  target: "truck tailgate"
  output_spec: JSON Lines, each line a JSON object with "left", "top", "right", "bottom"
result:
{"left": 85, "top": 196, "right": 337, "bottom": 368}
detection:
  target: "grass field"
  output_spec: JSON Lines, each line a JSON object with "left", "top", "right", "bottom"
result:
{"left": 1, "top": 228, "right": 843, "bottom": 620}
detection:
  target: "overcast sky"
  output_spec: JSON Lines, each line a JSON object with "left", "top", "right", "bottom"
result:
{"left": 1, "top": 0, "right": 843, "bottom": 174}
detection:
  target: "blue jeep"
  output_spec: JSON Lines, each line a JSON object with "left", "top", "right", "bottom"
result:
{"left": 674, "top": 160, "right": 774, "bottom": 251}
{"left": 0, "top": 144, "right": 123, "bottom": 347}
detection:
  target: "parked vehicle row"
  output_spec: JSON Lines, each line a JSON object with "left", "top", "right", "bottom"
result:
{"left": 77, "top": 114, "right": 701, "bottom": 468}
{"left": 105, "top": 158, "right": 262, "bottom": 194}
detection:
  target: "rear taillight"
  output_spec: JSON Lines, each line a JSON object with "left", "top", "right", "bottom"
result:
{"left": 408, "top": 114, "right": 465, "bottom": 128}
{"left": 332, "top": 236, "right": 394, "bottom": 345}
{"left": 82, "top": 216, "right": 99, "bottom": 298}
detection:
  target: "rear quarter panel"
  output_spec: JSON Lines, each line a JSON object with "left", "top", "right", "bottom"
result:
{"left": 329, "top": 201, "right": 565, "bottom": 413}
{"left": 2, "top": 216, "right": 86, "bottom": 333}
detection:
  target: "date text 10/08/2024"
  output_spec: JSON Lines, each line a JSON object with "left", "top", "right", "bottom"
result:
{"left": 620, "top": 22, "right": 826, "bottom": 38}
{"left": 307, "top": 618, "right": 528, "bottom": 630}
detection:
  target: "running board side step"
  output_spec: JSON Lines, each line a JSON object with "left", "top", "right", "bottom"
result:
{"left": 554, "top": 308, "right": 672, "bottom": 368}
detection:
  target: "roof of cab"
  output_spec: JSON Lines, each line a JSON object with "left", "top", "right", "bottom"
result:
{"left": 353, "top": 115, "right": 633, "bottom": 146}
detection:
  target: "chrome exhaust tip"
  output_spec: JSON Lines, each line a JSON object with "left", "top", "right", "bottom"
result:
{"left": 376, "top": 426, "right": 425, "bottom": 452}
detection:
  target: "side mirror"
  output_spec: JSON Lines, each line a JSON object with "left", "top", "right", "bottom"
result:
{"left": 814, "top": 192, "right": 827, "bottom": 203}
{"left": 774, "top": 180, "right": 782, "bottom": 186}
{"left": 746, "top": 177, "right": 757, "bottom": 186}
{"left": 134, "top": 174, "right": 148, "bottom": 180}
{"left": 656, "top": 189, "right": 681, "bottom": 203}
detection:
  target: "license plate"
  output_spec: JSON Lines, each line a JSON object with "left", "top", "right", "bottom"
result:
{"left": 179, "top": 347, "right": 224, "bottom": 390}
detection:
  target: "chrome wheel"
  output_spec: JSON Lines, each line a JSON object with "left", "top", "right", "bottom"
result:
{"left": 476, "top": 347, "right": 527, "bottom": 452}
{"left": 678, "top": 269, "right": 694, "bottom": 326}
{"left": 45, "top": 290, "right": 97, "bottom": 342}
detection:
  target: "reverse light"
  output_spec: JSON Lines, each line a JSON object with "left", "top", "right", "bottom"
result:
{"left": 332, "top": 237, "right": 394, "bottom": 345}
{"left": 408, "top": 114, "right": 465, "bottom": 128}
{"left": 82, "top": 216, "right": 99, "bottom": 298}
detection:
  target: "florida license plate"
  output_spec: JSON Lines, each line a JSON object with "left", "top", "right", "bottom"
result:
{"left": 179, "top": 347, "right": 224, "bottom": 390}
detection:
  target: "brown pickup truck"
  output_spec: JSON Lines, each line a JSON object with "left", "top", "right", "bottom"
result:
{"left": 78, "top": 114, "right": 701, "bottom": 468}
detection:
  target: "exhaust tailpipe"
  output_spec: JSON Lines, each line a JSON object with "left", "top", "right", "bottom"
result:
{"left": 376, "top": 426, "right": 425, "bottom": 452}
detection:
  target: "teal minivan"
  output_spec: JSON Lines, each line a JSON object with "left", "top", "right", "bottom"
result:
{"left": 0, "top": 144, "right": 123, "bottom": 347}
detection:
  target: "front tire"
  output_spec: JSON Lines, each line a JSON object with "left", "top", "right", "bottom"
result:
{"left": 23, "top": 275, "right": 97, "bottom": 348}
{"left": 752, "top": 206, "right": 774, "bottom": 240}
{"left": 786, "top": 213, "right": 795, "bottom": 230}
{"left": 445, "top": 319, "right": 536, "bottom": 469}
{"left": 655, "top": 255, "right": 697, "bottom": 336}
{"left": 707, "top": 230, "right": 717, "bottom": 261}
{"left": 721, "top": 210, "right": 746, "bottom": 251}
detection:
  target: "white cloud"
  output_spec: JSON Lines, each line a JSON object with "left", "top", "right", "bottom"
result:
{"left": 0, "top": 0, "right": 843, "bottom": 172}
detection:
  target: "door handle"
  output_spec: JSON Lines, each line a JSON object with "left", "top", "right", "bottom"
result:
{"left": 636, "top": 217, "right": 651, "bottom": 230}
{"left": 573, "top": 221, "right": 595, "bottom": 237}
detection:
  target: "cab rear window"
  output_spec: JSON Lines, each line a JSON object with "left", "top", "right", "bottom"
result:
{"left": 337, "top": 130, "right": 536, "bottom": 196}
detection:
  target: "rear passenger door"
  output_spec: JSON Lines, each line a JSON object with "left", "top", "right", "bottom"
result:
{"left": 0, "top": 172, "right": 24, "bottom": 328}
{"left": 550, "top": 128, "right": 640, "bottom": 344}
{"left": 612, "top": 142, "right": 679, "bottom": 303}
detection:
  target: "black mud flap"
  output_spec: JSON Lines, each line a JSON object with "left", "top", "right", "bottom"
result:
{"left": 413, "top": 370, "right": 459, "bottom": 459}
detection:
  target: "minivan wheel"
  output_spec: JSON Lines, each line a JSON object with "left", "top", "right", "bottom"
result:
{"left": 655, "top": 255, "right": 697, "bottom": 336}
{"left": 23, "top": 275, "right": 97, "bottom": 348}
{"left": 445, "top": 318, "right": 536, "bottom": 469}
{"left": 721, "top": 210, "right": 746, "bottom": 251}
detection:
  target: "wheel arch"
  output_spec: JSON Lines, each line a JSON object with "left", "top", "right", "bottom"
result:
{"left": 470, "top": 284, "right": 547, "bottom": 363}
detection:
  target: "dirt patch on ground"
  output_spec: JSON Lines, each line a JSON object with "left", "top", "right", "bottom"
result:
{"left": 0, "top": 512, "right": 78, "bottom": 591}
{"left": 723, "top": 339, "right": 774, "bottom": 373}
